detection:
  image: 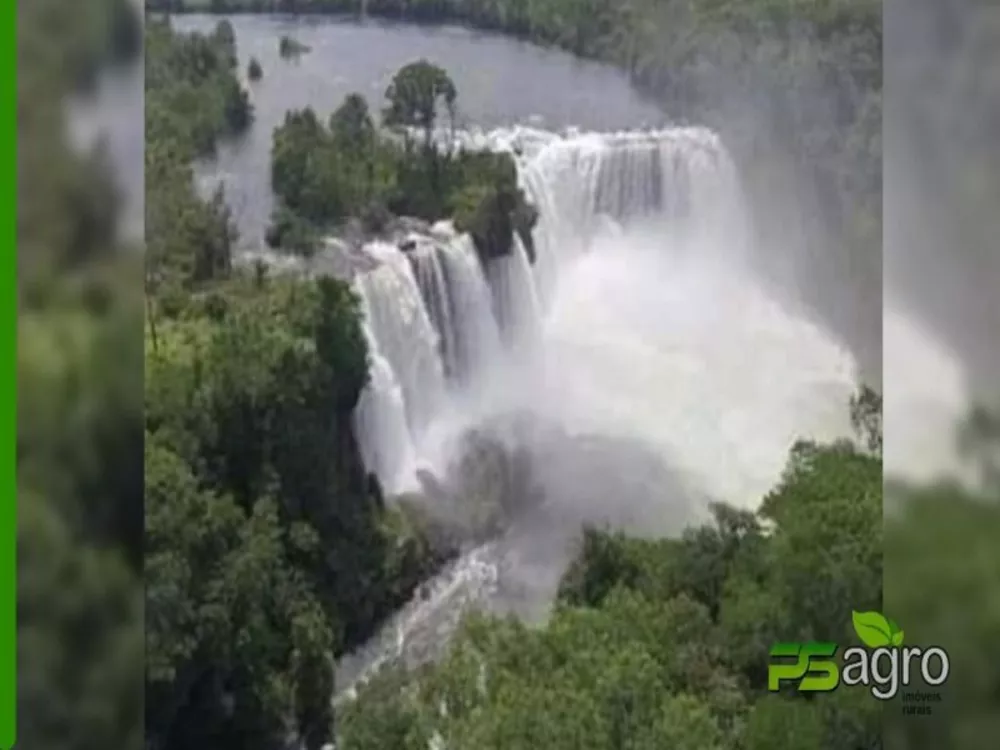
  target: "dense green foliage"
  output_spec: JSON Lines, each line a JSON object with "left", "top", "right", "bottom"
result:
{"left": 146, "top": 19, "right": 252, "bottom": 162}
{"left": 337, "top": 393, "right": 884, "bottom": 749}
{"left": 883, "top": 476, "right": 1000, "bottom": 750}
{"left": 145, "top": 19, "right": 251, "bottom": 291}
{"left": 268, "top": 61, "right": 537, "bottom": 261}
{"left": 144, "top": 275, "right": 445, "bottom": 749}
{"left": 143, "top": 21, "right": 449, "bottom": 750}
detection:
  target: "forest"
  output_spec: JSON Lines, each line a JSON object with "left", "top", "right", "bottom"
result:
{"left": 15, "top": 1, "right": 1000, "bottom": 750}
{"left": 143, "top": 15, "right": 553, "bottom": 746}
{"left": 144, "top": 19, "right": 455, "bottom": 748}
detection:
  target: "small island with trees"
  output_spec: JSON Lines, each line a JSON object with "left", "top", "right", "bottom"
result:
{"left": 278, "top": 33, "right": 310, "bottom": 58}
{"left": 267, "top": 58, "right": 537, "bottom": 266}
{"left": 247, "top": 55, "right": 263, "bottom": 80}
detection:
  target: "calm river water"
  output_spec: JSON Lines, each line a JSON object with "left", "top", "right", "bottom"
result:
{"left": 172, "top": 14, "right": 667, "bottom": 246}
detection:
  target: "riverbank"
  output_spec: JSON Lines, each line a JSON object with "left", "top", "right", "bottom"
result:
{"left": 147, "top": 1, "right": 879, "bottom": 113}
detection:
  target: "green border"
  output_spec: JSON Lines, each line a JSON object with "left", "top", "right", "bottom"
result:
{"left": 2, "top": 0, "right": 15, "bottom": 744}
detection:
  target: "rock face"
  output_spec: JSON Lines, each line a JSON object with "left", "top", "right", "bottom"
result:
{"left": 458, "top": 185, "right": 539, "bottom": 268}
{"left": 513, "top": 198, "right": 539, "bottom": 264}
{"left": 455, "top": 175, "right": 538, "bottom": 265}
{"left": 391, "top": 422, "right": 546, "bottom": 552}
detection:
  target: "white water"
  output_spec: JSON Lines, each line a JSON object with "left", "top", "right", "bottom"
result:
{"left": 534, "top": 239, "right": 855, "bottom": 507}
{"left": 353, "top": 125, "right": 856, "bottom": 505}
{"left": 338, "top": 124, "right": 860, "bottom": 697}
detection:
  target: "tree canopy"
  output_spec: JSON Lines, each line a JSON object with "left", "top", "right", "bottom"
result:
{"left": 338, "top": 393, "right": 884, "bottom": 750}
{"left": 266, "top": 65, "right": 535, "bottom": 265}
{"left": 383, "top": 60, "right": 457, "bottom": 145}
{"left": 143, "top": 23, "right": 449, "bottom": 750}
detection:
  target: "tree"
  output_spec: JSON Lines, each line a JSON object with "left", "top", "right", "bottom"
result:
{"left": 331, "top": 93, "right": 378, "bottom": 197}
{"left": 212, "top": 20, "right": 237, "bottom": 67}
{"left": 382, "top": 60, "right": 457, "bottom": 149}
{"left": 850, "top": 384, "right": 883, "bottom": 455}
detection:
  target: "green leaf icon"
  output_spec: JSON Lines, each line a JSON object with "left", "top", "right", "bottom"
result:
{"left": 852, "top": 610, "right": 894, "bottom": 648}
{"left": 887, "top": 618, "right": 904, "bottom": 647}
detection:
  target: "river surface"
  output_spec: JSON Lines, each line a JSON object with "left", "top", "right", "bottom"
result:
{"left": 172, "top": 14, "right": 668, "bottom": 246}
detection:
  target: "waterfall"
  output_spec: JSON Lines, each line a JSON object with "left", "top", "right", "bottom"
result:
{"left": 405, "top": 231, "right": 506, "bottom": 389}
{"left": 436, "top": 233, "right": 505, "bottom": 388}
{"left": 352, "top": 229, "right": 510, "bottom": 493}
{"left": 482, "top": 233, "right": 541, "bottom": 354}
{"left": 339, "top": 124, "right": 859, "bottom": 699}
{"left": 508, "top": 126, "right": 748, "bottom": 300}
{"left": 353, "top": 332, "right": 418, "bottom": 495}
{"left": 407, "top": 236, "right": 462, "bottom": 379}
{"left": 352, "top": 241, "right": 448, "bottom": 494}
{"left": 350, "top": 124, "right": 849, "bottom": 505}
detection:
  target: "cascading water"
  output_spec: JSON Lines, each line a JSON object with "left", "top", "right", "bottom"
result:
{"left": 436, "top": 233, "right": 506, "bottom": 386}
{"left": 352, "top": 230, "right": 508, "bottom": 494}
{"left": 352, "top": 241, "right": 448, "bottom": 494}
{"left": 340, "top": 123, "right": 859, "bottom": 698}
{"left": 509, "top": 127, "right": 748, "bottom": 302}
{"left": 482, "top": 234, "right": 542, "bottom": 353}
{"left": 406, "top": 230, "right": 506, "bottom": 389}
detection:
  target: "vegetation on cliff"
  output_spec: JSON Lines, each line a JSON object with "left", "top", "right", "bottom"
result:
{"left": 268, "top": 59, "right": 536, "bottom": 264}
{"left": 144, "top": 22, "right": 449, "bottom": 750}
{"left": 144, "top": 273, "right": 449, "bottom": 749}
